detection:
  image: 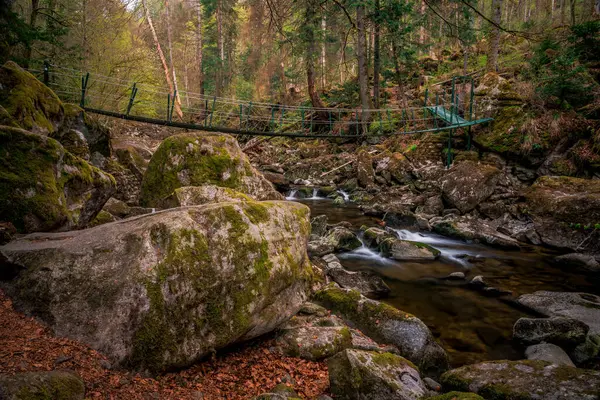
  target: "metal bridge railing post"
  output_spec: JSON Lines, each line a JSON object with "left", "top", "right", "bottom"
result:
{"left": 80, "top": 72, "right": 89, "bottom": 108}
{"left": 328, "top": 110, "right": 333, "bottom": 134}
{"left": 126, "top": 83, "right": 138, "bottom": 117}
{"left": 209, "top": 96, "right": 216, "bottom": 127}
{"left": 43, "top": 60, "right": 50, "bottom": 86}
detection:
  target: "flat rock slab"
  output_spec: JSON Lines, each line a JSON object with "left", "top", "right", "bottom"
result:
{"left": 516, "top": 292, "right": 600, "bottom": 336}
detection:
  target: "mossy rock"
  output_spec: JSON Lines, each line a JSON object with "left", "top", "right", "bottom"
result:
{"left": 328, "top": 349, "right": 428, "bottom": 399}
{"left": 314, "top": 286, "right": 449, "bottom": 378}
{"left": 0, "top": 61, "right": 64, "bottom": 135}
{"left": 428, "top": 392, "right": 484, "bottom": 400}
{"left": 0, "top": 371, "right": 85, "bottom": 400}
{"left": 51, "top": 103, "right": 112, "bottom": 159}
{"left": 379, "top": 238, "right": 441, "bottom": 261}
{"left": 440, "top": 360, "right": 600, "bottom": 399}
{"left": 140, "top": 133, "right": 282, "bottom": 207}
{"left": 88, "top": 210, "right": 117, "bottom": 227}
{"left": 0, "top": 201, "right": 313, "bottom": 372}
{"left": 0, "top": 125, "right": 116, "bottom": 232}
{"left": 160, "top": 185, "right": 253, "bottom": 209}
{"left": 278, "top": 325, "right": 353, "bottom": 360}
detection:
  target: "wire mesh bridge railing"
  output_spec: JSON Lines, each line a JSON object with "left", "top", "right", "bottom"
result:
{"left": 27, "top": 62, "right": 493, "bottom": 140}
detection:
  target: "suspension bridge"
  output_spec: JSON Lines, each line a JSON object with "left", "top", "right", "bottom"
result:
{"left": 29, "top": 62, "right": 493, "bottom": 141}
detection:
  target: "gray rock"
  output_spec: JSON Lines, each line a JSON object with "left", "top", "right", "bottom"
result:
{"left": 311, "top": 215, "right": 329, "bottom": 237}
{"left": 328, "top": 349, "right": 428, "bottom": 400}
{"left": 441, "top": 360, "right": 600, "bottom": 400}
{"left": 308, "top": 238, "right": 335, "bottom": 257}
{"left": 255, "top": 384, "right": 300, "bottom": 400}
{"left": 570, "top": 335, "right": 600, "bottom": 364}
{"left": 357, "top": 150, "right": 375, "bottom": 188}
{"left": 362, "top": 227, "right": 393, "bottom": 249}
{"left": 446, "top": 272, "right": 466, "bottom": 280}
{"left": 379, "top": 238, "right": 441, "bottom": 261}
{"left": 432, "top": 215, "right": 520, "bottom": 249}
{"left": 423, "top": 377, "right": 441, "bottom": 391}
{"left": 513, "top": 317, "right": 589, "bottom": 347}
{"left": 0, "top": 201, "right": 313, "bottom": 372}
{"left": 0, "top": 371, "right": 85, "bottom": 400}
{"left": 516, "top": 292, "right": 600, "bottom": 337}
{"left": 440, "top": 161, "right": 501, "bottom": 214}
{"left": 325, "top": 227, "right": 362, "bottom": 252}
{"left": 554, "top": 253, "right": 600, "bottom": 272}
{"left": 327, "top": 268, "right": 391, "bottom": 298}
{"left": 298, "top": 302, "right": 328, "bottom": 317}
{"left": 278, "top": 326, "right": 352, "bottom": 360}
{"left": 525, "top": 343, "right": 575, "bottom": 367}
{"left": 159, "top": 185, "right": 253, "bottom": 208}
{"left": 469, "top": 275, "right": 486, "bottom": 287}
{"left": 315, "top": 286, "right": 449, "bottom": 378}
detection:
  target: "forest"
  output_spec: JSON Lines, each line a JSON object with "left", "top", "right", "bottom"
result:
{"left": 0, "top": 0, "right": 600, "bottom": 399}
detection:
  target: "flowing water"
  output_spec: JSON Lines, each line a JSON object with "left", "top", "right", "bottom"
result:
{"left": 293, "top": 198, "right": 600, "bottom": 367}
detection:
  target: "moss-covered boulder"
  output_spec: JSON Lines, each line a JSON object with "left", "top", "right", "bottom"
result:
{"left": 440, "top": 160, "right": 501, "bottom": 214}
{"left": 328, "top": 349, "right": 428, "bottom": 400}
{"left": 0, "top": 201, "right": 313, "bottom": 372}
{"left": 139, "top": 133, "right": 283, "bottom": 207}
{"left": 50, "top": 103, "right": 112, "bottom": 160}
{"left": 254, "top": 384, "right": 302, "bottom": 400}
{"left": 314, "top": 286, "right": 449, "bottom": 378}
{"left": 0, "top": 126, "right": 116, "bottom": 233}
{"left": 0, "top": 371, "right": 85, "bottom": 400}
{"left": 278, "top": 325, "right": 353, "bottom": 360}
{"left": 379, "top": 238, "right": 441, "bottom": 261}
{"left": 325, "top": 226, "right": 362, "bottom": 252}
{"left": 160, "top": 185, "right": 252, "bottom": 209}
{"left": 440, "top": 360, "right": 600, "bottom": 399}
{"left": 523, "top": 176, "right": 600, "bottom": 254}
{"left": 0, "top": 61, "right": 64, "bottom": 135}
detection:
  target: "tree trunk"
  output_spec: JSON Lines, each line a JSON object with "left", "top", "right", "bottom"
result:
{"left": 216, "top": 0, "right": 224, "bottom": 96}
{"left": 141, "top": 0, "right": 182, "bottom": 118}
{"left": 356, "top": 3, "right": 371, "bottom": 127}
{"left": 23, "top": 0, "right": 40, "bottom": 68}
{"left": 305, "top": 0, "right": 326, "bottom": 110}
{"left": 487, "top": 0, "right": 502, "bottom": 72}
{"left": 569, "top": 0, "right": 576, "bottom": 24}
{"left": 196, "top": 0, "right": 204, "bottom": 96}
{"left": 373, "top": 0, "right": 381, "bottom": 109}
{"left": 321, "top": 15, "right": 326, "bottom": 90}
{"left": 165, "top": 0, "right": 183, "bottom": 112}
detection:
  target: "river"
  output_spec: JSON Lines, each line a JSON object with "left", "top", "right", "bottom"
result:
{"left": 291, "top": 196, "right": 600, "bottom": 367}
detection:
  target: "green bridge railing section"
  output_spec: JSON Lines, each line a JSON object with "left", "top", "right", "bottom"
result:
{"left": 28, "top": 62, "right": 492, "bottom": 141}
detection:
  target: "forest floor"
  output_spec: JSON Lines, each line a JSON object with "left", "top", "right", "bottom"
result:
{"left": 0, "top": 290, "right": 329, "bottom": 399}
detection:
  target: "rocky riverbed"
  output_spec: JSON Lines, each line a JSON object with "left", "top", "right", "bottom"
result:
{"left": 1, "top": 61, "right": 600, "bottom": 399}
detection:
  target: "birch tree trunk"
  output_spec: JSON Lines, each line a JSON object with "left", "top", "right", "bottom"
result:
{"left": 216, "top": 0, "right": 224, "bottom": 96}
{"left": 165, "top": 0, "right": 183, "bottom": 111}
{"left": 321, "top": 15, "right": 326, "bottom": 90}
{"left": 23, "top": 0, "right": 40, "bottom": 69}
{"left": 141, "top": 0, "right": 182, "bottom": 118}
{"left": 356, "top": 2, "right": 372, "bottom": 128}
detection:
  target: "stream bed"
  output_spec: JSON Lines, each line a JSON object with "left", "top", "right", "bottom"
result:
{"left": 294, "top": 198, "right": 600, "bottom": 367}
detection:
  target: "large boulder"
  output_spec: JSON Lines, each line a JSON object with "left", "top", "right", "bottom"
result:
{"left": 525, "top": 343, "right": 575, "bottom": 367}
{"left": 516, "top": 292, "right": 600, "bottom": 338}
{"left": 139, "top": 133, "right": 283, "bottom": 207}
{"left": 50, "top": 103, "right": 112, "bottom": 160}
{"left": 0, "top": 61, "right": 64, "bottom": 135}
{"left": 315, "top": 286, "right": 449, "bottom": 378}
{"left": 160, "top": 185, "right": 252, "bottom": 208}
{"left": 440, "top": 360, "right": 600, "bottom": 399}
{"left": 432, "top": 215, "right": 520, "bottom": 248}
{"left": 513, "top": 317, "right": 589, "bottom": 348}
{"left": 0, "top": 126, "right": 116, "bottom": 233}
{"left": 278, "top": 325, "right": 353, "bottom": 360}
{"left": 440, "top": 161, "right": 501, "bottom": 214}
{"left": 0, "top": 371, "right": 85, "bottom": 400}
{"left": 523, "top": 176, "right": 600, "bottom": 254}
{"left": 328, "top": 349, "right": 428, "bottom": 400}
{"left": 0, "top": 201, "right": 314, "bottom": 372}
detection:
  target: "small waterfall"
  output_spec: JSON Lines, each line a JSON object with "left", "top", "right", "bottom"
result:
{"left": 338, "top": 236, "right": 394, "bottom": 264}
{"left": 310, "top": 188, "right": 319, "bottom": 199}
{"left": 338, "top": 190, "right": 350, "bottom": 201}
{"left": 151, "top": 208, "right": 156, "bottom": 214}
{"left": 286, "top": 189, "right": 298, "bottom": 200}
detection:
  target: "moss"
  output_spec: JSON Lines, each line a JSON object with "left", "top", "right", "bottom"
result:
{"left": 140, "top": 133, "right": 252, "bottom": 207}
{"left": 371, "top": 351, "right": 418, "bottom": 371}
{"left": 406, "top": 240, "right": 442, "bottom": 256}
{"left": 0, "top": 126, "right": 115, "bottom": 232}
{"left": 0, "top": 61, "right": 64, "bottom": 134}
{"left": 474, "top": 106, "right": 528, "bottom": 155}
{"left": 12, "top": 372, "right": 84, "bottom": 400}
{"left": 89, "top": 210, "right": 116, "bottom": 227}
